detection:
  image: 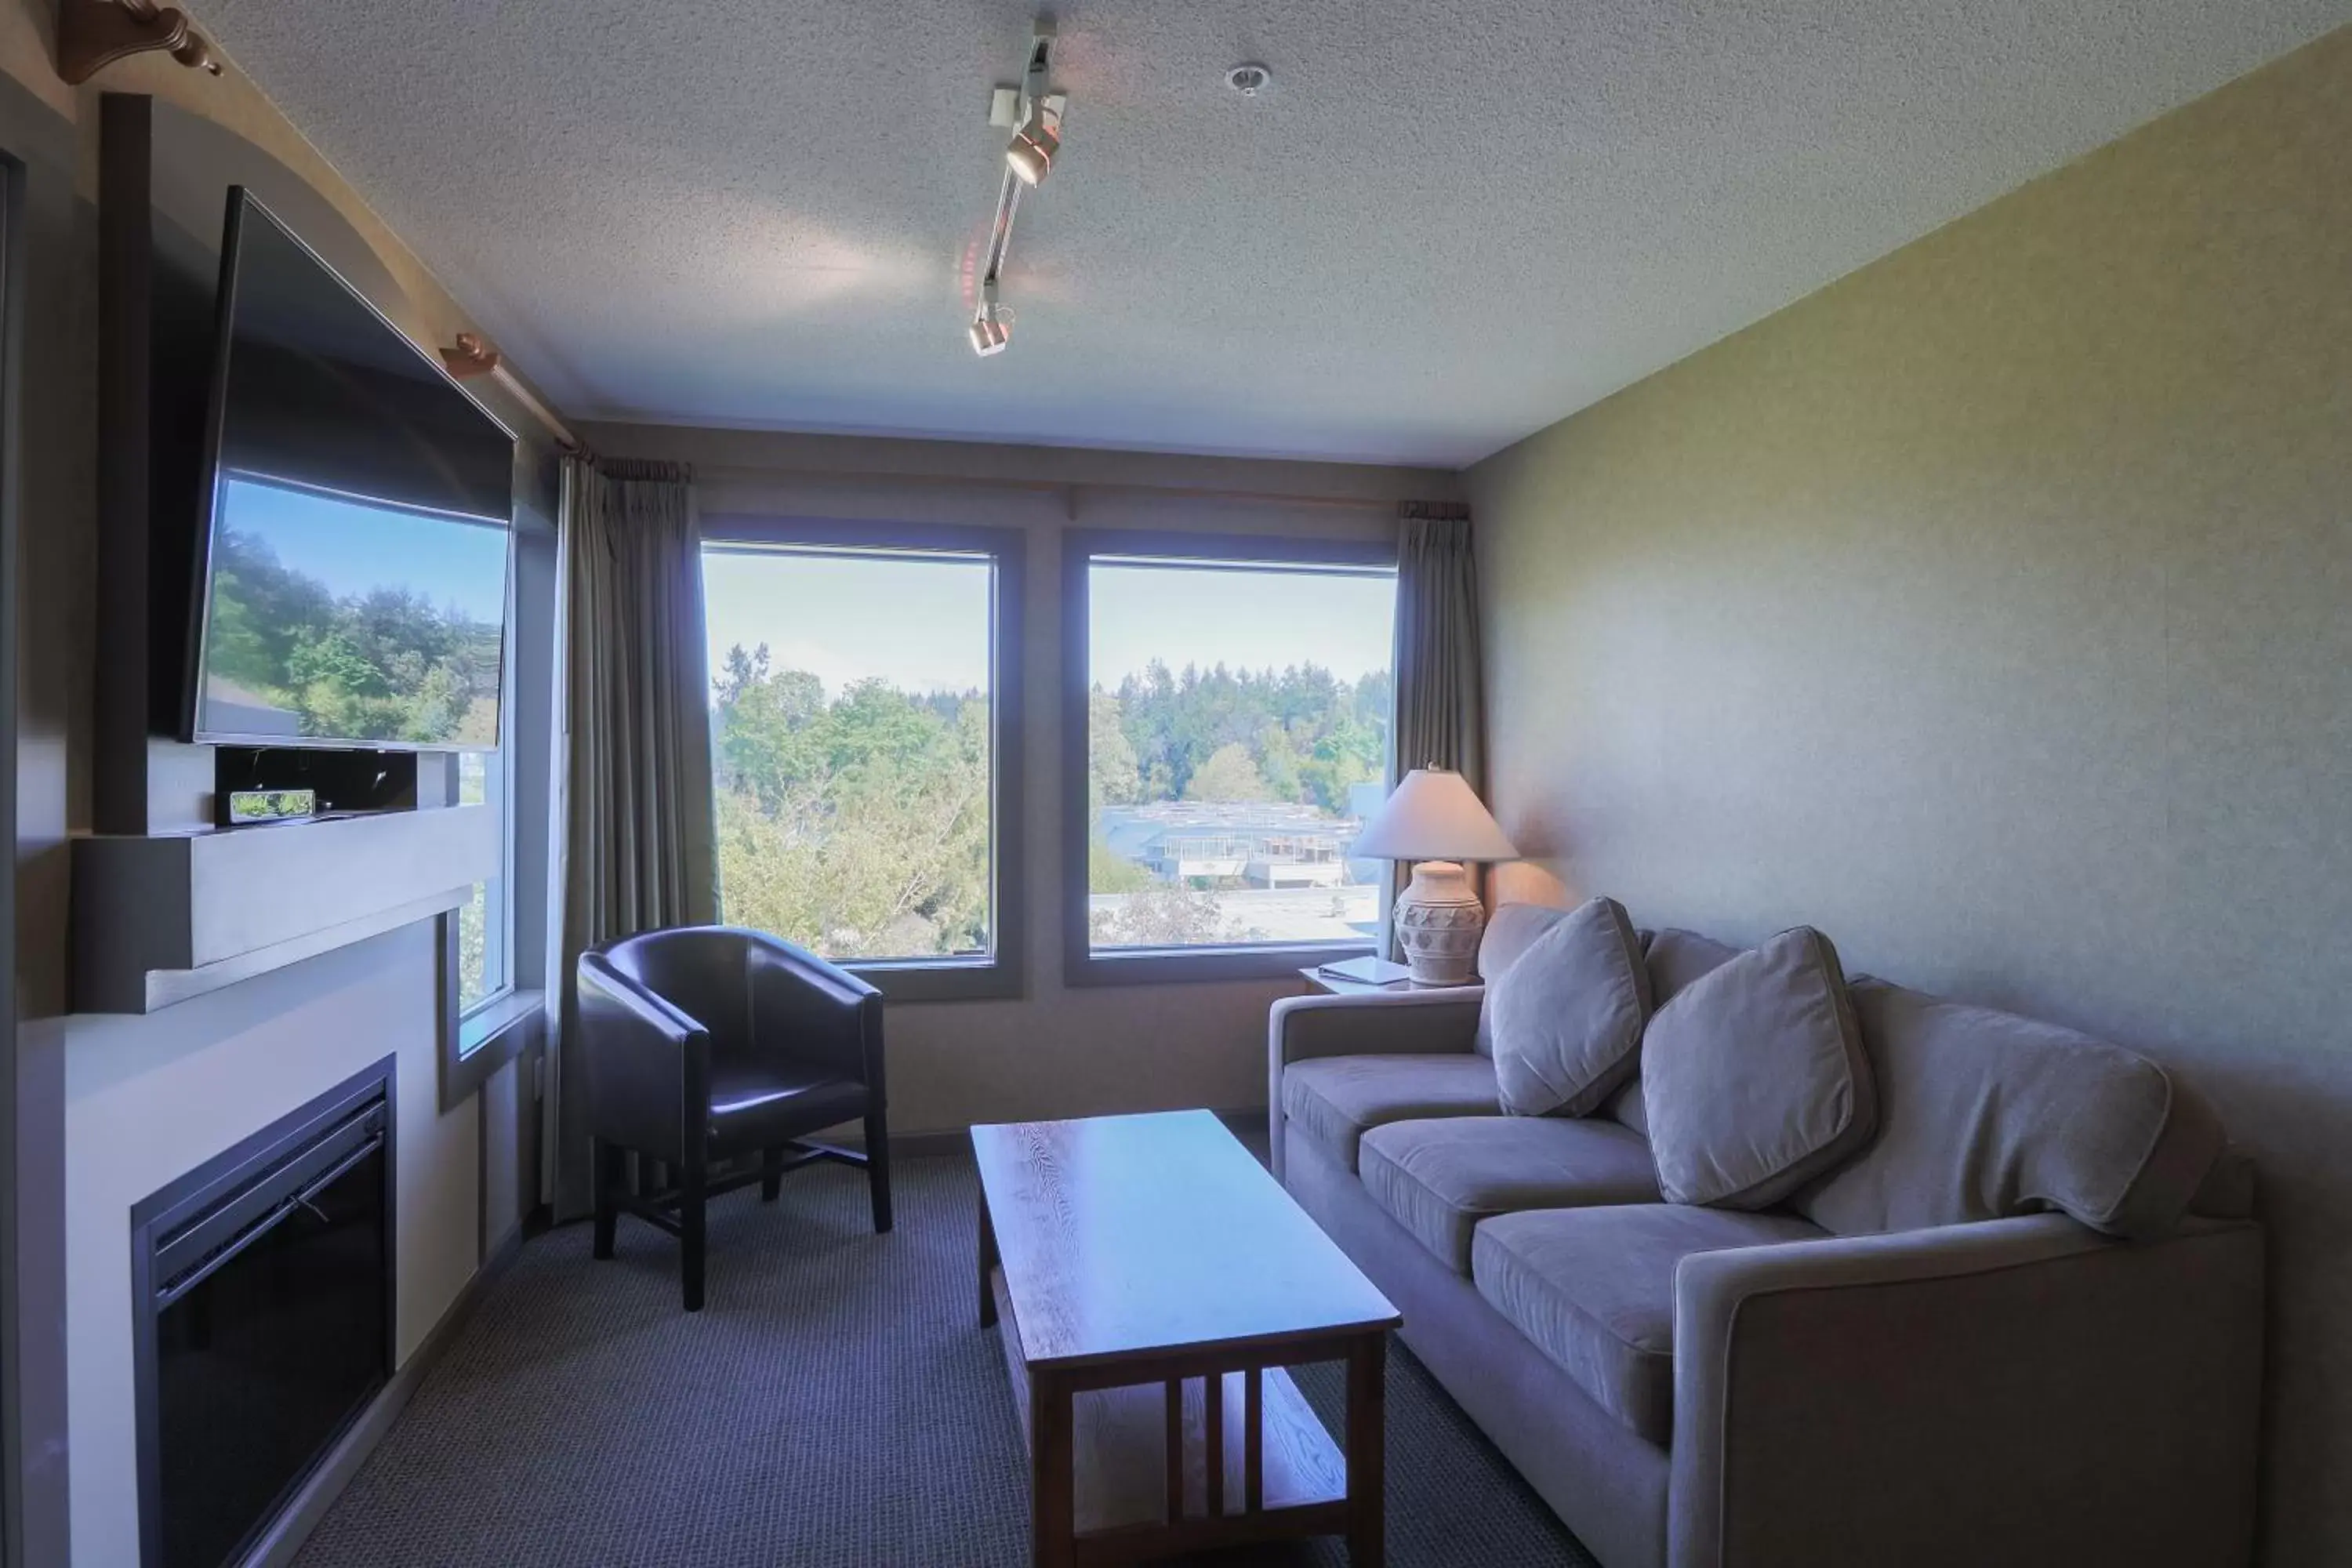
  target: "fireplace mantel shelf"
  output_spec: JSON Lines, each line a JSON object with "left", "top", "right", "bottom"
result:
{"left": 71, "top": 804, "right": 499, "bottom": 1014}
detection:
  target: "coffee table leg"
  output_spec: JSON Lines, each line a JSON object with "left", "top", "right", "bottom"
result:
{"left": 1030, "top": 1367, "right": 1075, "bottom": 1568}
{"left": 978, "top": 1191, "right": 999, "bottom": 1328}
{"left": 1346, "top": 1336, "right": 1386, "bottom": 1568}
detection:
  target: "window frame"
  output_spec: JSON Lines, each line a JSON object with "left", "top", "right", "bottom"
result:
{"left": 699, "top": 515, "right": 1026, "bottom": 1004}
{"left": 458, "top": 525, "right": 520, "bottom": 1029}
{"left": 442, "top": 521, "right": 536, "bottom": 1113}
{"left": 1062, "top": 528, "right": 1398, "bottom": 988}
{"left": 456, "top": 747, "right": 513, "bottom": 1022}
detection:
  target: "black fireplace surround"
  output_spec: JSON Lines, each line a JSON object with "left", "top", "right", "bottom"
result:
{"left": 130, "top": 1058, "right": 396, "bottom": 1568}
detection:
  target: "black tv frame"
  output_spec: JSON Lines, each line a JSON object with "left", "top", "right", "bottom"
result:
{"left": 179, "top": 186, "right": 517, "bottom": 751}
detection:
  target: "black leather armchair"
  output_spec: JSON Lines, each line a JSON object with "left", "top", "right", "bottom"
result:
{"left": 575, "top": 925, "right": 891, "bottom": 1311}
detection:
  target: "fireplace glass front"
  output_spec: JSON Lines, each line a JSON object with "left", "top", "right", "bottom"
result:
{"left": 134, "top": 1062, "right": 394, "bottom": 1568}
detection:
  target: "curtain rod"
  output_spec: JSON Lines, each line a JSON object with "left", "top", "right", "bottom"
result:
{"left": 690, "top": 461, "right": 1414, "bottom": 516}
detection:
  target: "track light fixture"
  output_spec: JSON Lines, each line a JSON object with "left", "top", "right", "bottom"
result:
{"left": 966, "top": 20, "right": 1065, "bottom": 357}
{"left": 967, "top": 284, "right": 1011, "bottom": 357}
{"left": 1004, "top": 27, "right": 1062, "bottom": 186}
{"left": 1007, "top": 103, "right": 1059, "bottom": 187}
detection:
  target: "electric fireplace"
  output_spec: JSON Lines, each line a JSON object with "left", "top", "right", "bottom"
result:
{"left": 130, "top": 1059, "right": 394, "bottom": 1568}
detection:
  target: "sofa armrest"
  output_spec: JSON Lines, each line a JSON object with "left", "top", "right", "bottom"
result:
{"left": 1670, "top": 1215, "right": 2265, "bottom": 1568}
{"left": 1267, "top": 989, "right": 1483, "bottom": 1178}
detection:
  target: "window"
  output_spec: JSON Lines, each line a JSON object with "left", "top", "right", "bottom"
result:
{"left": 455, "top": 524, "right": 518, "bottom": 1028}
{"left": 1065, "top": 531, "right": 1398, "bottom": 985}
{"left": 699, "top": 520, "right": 1025, "bottom": 1001}
{"left": 455, "top": 747, "right": 509, "bottom": 1014}
{"left": 443, "top": 511, "right": 551, "bottom": 1111}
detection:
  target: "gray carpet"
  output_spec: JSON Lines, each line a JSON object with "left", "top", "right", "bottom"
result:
{"left": 295, "top": 1155, "right": 1598, "bottom": 1567}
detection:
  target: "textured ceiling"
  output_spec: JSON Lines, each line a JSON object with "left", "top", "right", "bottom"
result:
{"left": 195, "top": 2, "right": 2347, "bottom": 466}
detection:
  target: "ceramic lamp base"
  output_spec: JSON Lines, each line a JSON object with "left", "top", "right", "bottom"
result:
{"left": 1392, "top": 860, "right": 1485, "bottom": 985}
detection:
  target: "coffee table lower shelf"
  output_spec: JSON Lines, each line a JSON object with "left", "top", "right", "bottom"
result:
{"left": 989, "top": 1268, "right": 1354, "bottom": 1565}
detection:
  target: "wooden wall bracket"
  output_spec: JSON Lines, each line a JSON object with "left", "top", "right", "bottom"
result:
{"left": 440, "top": 332, "right": 502, "bottom": 379}
{"left": 58, "top": 0, "right": 223, "bottom": 86}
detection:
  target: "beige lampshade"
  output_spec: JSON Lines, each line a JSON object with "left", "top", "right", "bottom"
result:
{"left": 1352, "top": 768, "right": 1518, "bottom": 862}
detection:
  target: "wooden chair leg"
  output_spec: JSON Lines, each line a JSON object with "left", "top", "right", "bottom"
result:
{"left": 864, "top": 1104, "right": 894, "bottom": 1234}
{"left": 760, "top": 1146, "right": 783, "bottom": 1203}
{"left": 591, "top": 1138, "right": 621, "bottom": 1261}
{"left": 681, "top": 1157, "right": 708, "bottom": 1312}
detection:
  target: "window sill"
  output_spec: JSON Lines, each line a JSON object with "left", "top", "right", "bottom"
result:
{"left": 461, "top": 988, "right": 543, "bottom": 1057}
{"left": 444, "top": 988, "right": 543, "bottom": 1112}
{"left": 842, "top": 958, "right": 1022, "bottom": 1004}
{"left": 1067, "top": 943, "right": 1375, "bottom": 989}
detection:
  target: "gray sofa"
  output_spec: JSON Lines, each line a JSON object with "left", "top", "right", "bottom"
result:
{"left": 1269, "top": 908, "right": 2264, "bottom": 1568}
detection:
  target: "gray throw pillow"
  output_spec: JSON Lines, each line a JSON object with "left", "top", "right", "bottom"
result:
{"left": 1644, "top": 926, "right": 1877, "bottom": 1209}
{"left": 1489, "top": 897, "right": 1654, "bottom": 1118}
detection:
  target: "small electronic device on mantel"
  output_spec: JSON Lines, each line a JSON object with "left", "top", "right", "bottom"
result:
{"left": 222, "top": 789, "right": 315, "bottom": 826}
{"left": 213, "top": 746, "right": 418, "bottom": 824}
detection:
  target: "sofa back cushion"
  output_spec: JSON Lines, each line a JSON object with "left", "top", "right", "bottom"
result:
{"left": 1642, "top": 927, "right": 1878, "bottom": 1209}
{"left": 1794, "top": 980, "right": 2225, "bottom": 1240}
{"left": 1602, "top": 928, "right": 1744, "bottom": 1137}
{"left": 1488, "top": 897, "right": 1654, "bottom": 1117}
{"left": 1474, "top": 903, "right": 1572, "bottom": 1057}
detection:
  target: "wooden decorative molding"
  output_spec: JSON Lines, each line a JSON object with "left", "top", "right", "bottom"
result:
{"left": 57, "top": 0, "right": 222, "bottom": 85}
{"left": 448, "top": 333, "right": 593, "bottom": 456}
{"left": 440, "top": 332, "right": 502, "bottom": 379}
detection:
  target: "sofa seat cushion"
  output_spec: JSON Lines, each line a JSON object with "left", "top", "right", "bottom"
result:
{"left": 1472, "top": 1203, "right": 1826, "bottom": 1444}
{"left": 1359, "top": 1116, "right": 1662, "bottom": 1273}
{"left": 1280, "top": 1054, "right": 1500, "bottom": 1172}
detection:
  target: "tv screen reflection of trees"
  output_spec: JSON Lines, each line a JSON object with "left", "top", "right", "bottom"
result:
{"left": 195, "top": 477, "right": 508, "bottom": 746}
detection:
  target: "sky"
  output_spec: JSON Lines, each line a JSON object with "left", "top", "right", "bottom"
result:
{"left": 702, "top": 548, "right": 994, "bottom": 698}
{"left": 699, "top": 548, "right": 1396, "bottom": 702}
{"left": 1090, "top": 562, "right": 1395, "bottom": 687}
{"left": 219, "top": 477, "right": 510, "bottom": 621}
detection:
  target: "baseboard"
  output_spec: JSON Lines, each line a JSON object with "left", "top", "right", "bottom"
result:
{"left": 238, "top": 1226, "right": 525, "bottom": 1568}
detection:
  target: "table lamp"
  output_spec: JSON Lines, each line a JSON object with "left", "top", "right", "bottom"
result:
{"left": 1351, "top": 767, "right": 1519, "bottom": 985}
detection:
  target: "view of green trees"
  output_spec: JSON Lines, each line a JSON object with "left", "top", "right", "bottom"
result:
{"left": 1091, "top": 659, "right": 1392, "bottom": 811}
{"left": 201, "top": 525, "right": 503, "bottom": 745}
{"left": 709, "top": 642, "right": 1390, "bottom": 960}
{"left": 710, "top": 644, "right": 993, "bottom": 960}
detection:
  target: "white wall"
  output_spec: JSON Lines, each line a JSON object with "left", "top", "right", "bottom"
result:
{"left": 63, "top": 924, "right": 476, "bottom": 1566}
{"left": 586, "top": 423, "right": 1459, "bottom": 1133}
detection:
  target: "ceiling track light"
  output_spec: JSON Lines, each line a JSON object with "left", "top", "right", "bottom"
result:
{"left": 967, "top": 20, "right": 1065, "bottom": 357}
{"left": 1004, "top": 27, "right": 1063, "bottom": 187}
{"left": 968, "top": 281, "right": 1011, "bottom": 357}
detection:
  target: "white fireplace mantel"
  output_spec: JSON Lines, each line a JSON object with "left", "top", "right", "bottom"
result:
{"left": 70, "top": 804, "right": 499, "bottom": 1014}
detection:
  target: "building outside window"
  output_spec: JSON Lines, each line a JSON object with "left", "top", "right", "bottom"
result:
{"left": 699, "top": 523, "right": 1024, "bottom": 1000}
{"left": 1072, "top": 533, "right": 1397, "bottom": 982}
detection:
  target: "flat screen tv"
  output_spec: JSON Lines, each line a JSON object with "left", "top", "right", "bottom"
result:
{"left": 185, "top": 189, "right": 515, "bottom": 750}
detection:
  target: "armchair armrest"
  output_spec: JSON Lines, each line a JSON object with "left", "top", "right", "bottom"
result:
{"left": 1670, "top": 1215, "right": 2265, "bottom": 1568}
{"left": 576, "top": 949, "right": 708, "bottom": 1160}
{"left": 1268, "top": 989, "right": 1484, "bottom": 1177}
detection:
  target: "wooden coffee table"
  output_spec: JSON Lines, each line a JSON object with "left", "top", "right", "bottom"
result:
{"left": 974, "top": 1110, "right": 1400, "bottom": 1567}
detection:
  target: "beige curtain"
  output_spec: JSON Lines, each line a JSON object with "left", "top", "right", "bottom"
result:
{"left": 1385, "top": 502, "right": 1486, "bottom": 960}
{"left": 543, "top": 455, "right": 717, "bottom": 1219}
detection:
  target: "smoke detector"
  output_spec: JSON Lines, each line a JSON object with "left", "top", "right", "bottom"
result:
{"left": 1225, "top": 63, "right": 1272, "bottom": 96}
